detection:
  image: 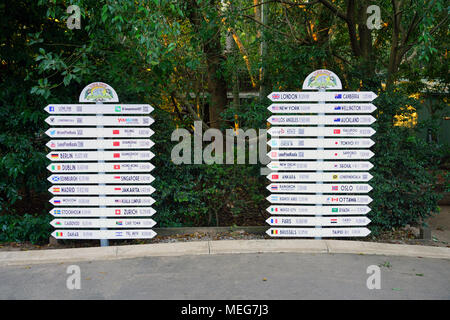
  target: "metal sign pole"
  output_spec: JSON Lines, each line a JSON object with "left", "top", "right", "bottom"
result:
{"left": 315, "top": 88, "right": 325, "bottom": 240}
{"left": 97, "top": 101, "right": 108, "bottom": 247}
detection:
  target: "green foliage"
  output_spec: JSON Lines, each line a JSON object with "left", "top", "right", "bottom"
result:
{"left": 0, "top": 0, "right": 448, "bottom": 243}
{"left": 0, "top": 214, "right": 52, "bottom": 244}
{"left": 369, "top": 91, "right": 446, "bottom": 228}
{"left": 151, "top": 110, "right": 266, "bottom": 227}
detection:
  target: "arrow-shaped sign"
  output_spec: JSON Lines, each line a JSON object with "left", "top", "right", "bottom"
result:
{"left": 45, "top": 104, "right": 153, "bottom": 114}
{"left": 51, "top": 229, "right": 157, "bottom": 239}
{"left": 50, "top": 218, "right": 156, "bottom": 228}
{"left": 267, "top": 183, "right": 372, "bottom": 193}
{"left": 267, "top": 172, "right": 373, "bottom": 182}
{"left": 46, "top": 139, "right": 154, "bottom": 150}
{"left": 45, "top": 128, "right": 154, "bottom": 138}
{"left": 267, "top": 127, "right": 376, "bottom": 137}
{"left": 48, "top": 174, "right": 154, "bottom": 184}
{"left": 267, "top": 161, "right": 373, "bottom": 171}
{"left": 50, "top": 196, "right": 155, "bottom": 206}
{"left": 268, "top": 103, "right": 377, "bottom": 114}
{"left": 267, "top": 115, "right": 376, "bottom": 125}
{"left": 47, "top": 162, "right": 155, "bottom": 173}
{"left": 268, "top": 91, "right": 377, "bottom": 102}
{"left": 268, "top": 150, "right": 374, "bottom": 160}
{"left": 266, "top": 194, "right": 372, "bottom": 204}
{"left": 45, "top": 116, "right": 154, "bottom": 126}
{"left": 266, "top": 205, "right": 371, "bottom": 215}
{"left": 50, "top": 207, "right": 156, "bottom": 217}
{"left": 268, "top": 138, "right": 374, "bottom": 148}
{"left": 49, "top": 185, "right": 155, "bottom": 195}
{"left": 266, "top": 216, "right": 371, "bottom": 226}
{"left": 46, "top": 151, "right": 154, "bottom": 161}
{"left": 266, "top": 227, "right": 371, "bottom": 237}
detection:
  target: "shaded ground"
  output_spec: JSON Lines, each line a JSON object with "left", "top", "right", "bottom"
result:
{"left": 0, "top": 253, "right": 449, "bottom": 299}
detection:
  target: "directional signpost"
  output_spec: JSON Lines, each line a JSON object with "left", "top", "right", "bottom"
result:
{"left": 267, "top": 161, "right": 373, "bottom": 171}
{"left": 266, "top": 227, "right": 371, "bottom": 238}
{"left": 268, "top": 150, "right": 374, "bottom": 160}
{"left": 47, "top": 162, "right": 154, "bottom": 173}
{"left": 48, "top": 174, "right": 155, "bottom": 184}
{"left": 45, "top": 116, "right": 154, "bottom": 126}
{"left": 50, "top": 229, "right": 157, "bottom": 240}
{"left": 267, "top": 115, "right": 376, "bottom": 125}
{"left": 267, "top": 91, "right": 377, "bottom": 102}
{"left": 268, "top": 103, "right": 377, "bottom": 114}
{"left": 268, "top": 138, "right": 375, "bottom": 148}
{"left": 267, "top": 183, "right": 373, "bottom": 193}
{"left": 49, "top": 196, "right": 155, "bottom": 206}
{"left": 266, "top": 194, "right": 373, "bottom": 204}
{"left": 50, "top": 207, "right": 156, "bottom": 217}
{"left": 46, "top": 139, "right": 154, "bottom": 150}
{"left": 266, "top": 216, "right": 371, "bottom": 226}
{"left": 265, "top": 69, "right": 376, "bottom": 238}
{"left": 46, "top": 82, "right": 156, "bottom": 243}
{"left": 50, "top": 218, "right": 157, "bottom": 228}
{"left": 45, "top": 127, "right": 154, "bottom": 138}
{"left": 266, "top": 172, "right": 373, "bottom": 182}
{"left": 266, "top": 205, "right": 371, "bottom": 215}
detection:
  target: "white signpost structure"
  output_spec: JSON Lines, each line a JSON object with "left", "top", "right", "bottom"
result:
{"left": 266, "top": 70, "right": 376, "bottom": 238}
{"left": 45, "top": 82, "right": 156, "bottom": 245}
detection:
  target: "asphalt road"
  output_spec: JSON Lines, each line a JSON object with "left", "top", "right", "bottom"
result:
{"left": 0, "top": 252, "right": 449, "bottom": 299}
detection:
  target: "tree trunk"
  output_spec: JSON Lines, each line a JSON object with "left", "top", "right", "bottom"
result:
{"left": 187, "top": 0, "right": 228, "bottom": 129}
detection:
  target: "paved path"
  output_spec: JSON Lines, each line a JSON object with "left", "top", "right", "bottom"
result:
{"left": 1, "top": 253, "right": 449, "bottom": 299}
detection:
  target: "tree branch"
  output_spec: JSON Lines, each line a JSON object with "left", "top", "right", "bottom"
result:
{"left": 317, "top": 0, "right": 348, "bottom": 22}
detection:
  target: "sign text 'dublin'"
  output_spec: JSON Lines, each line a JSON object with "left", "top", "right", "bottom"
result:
{"left": 46, "top": 83, "right": 156, "bottom": 240}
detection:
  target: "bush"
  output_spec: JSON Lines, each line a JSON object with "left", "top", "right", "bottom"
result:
{"left": 0, "top": 214, "right": 52, "bottom": 244}
{"left": 151, "top": 110, "right": 267, "bottom": 227}
{"left": 369, "top": 91, "right": 446, "bottom": 229}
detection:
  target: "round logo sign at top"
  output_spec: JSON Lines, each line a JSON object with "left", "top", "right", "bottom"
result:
{"left": 79, "top": 82, "right": 119, "bottom": 103}
{"left": 302, "top": 69, "right": 342, "bottom": 90}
